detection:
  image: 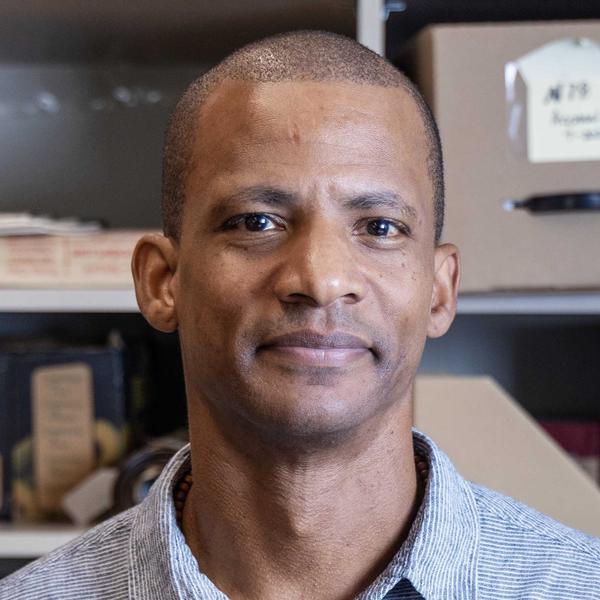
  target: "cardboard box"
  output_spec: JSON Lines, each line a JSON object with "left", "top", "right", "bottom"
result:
{"left": 0, "top": 230, "right": 157, "bottom": 288}
{"left": 402, "top": 22, "right": 600, "bottom": 292}
{"left": 414, "top": 376, "right": 600, "bottom": 537}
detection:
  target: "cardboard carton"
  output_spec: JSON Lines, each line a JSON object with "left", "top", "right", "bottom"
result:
{"left": 414, "top": 375, "right": 600, "bottom": 537}
{"left": 402, "top": 22, "right": 600, "bottom": 292}
{"left": 0, "top": 230, "right": 157, "bottom": 288}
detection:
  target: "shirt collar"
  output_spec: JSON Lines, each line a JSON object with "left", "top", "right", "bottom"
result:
{"left": 358, "top": 429, "right": 480, "bottom": 600}
{"left": 128, "top": 429, "right": 480, "bottom": 600}
{"left": 128, "top": 443, "right": 227, "bottom": 600}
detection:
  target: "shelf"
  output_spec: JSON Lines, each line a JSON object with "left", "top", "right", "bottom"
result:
{"left": 0, "top": 524, "right": 84, "bottom": 558}
{"left": 0, "top": 288, "right": 599, "bottom": 315}
{"left": 0, "top": 288, "right": 139, "bottom": 312}
{"left": 457, "top": 292, "right": 600, "bottom": 315}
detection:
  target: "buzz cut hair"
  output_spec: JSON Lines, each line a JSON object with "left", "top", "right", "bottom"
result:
{"left": 162, "top": 30, "right": 445, "bottom": 244}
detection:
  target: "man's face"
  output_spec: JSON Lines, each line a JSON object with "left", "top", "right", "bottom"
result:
{"left": 173, "top": 79, "right": 444, "bottom": 443}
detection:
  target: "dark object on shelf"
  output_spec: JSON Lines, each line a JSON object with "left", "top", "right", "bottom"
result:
{"left": 113, "top": 436, "right": 187, "bottom": 513}
{"left": 0, "top": 338, "right": 126, "bottom": 522}
{"left": 503, "top": 192, "right": 600, "bottom": 213}
{"left": 514, "top": 324, "right": 600, "bottom": 420}
{"left": 539, "top": 419, "right": 600, "bottom": 485}
{"left": 144, "top": 330, "right": 188, "bottom": 437}
{"left": 122, "top": 340, "right": 152, "bottom": 450}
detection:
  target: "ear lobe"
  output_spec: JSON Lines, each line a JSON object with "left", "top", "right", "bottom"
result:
{"left": 131, "top": 233, "right": 179, "bottom": 333}
{"left": 427, "top": 243, "right": 460, "bottom": 339}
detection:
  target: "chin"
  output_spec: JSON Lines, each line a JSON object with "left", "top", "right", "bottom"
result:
{"left": 237, "top": 385, "right": 384, "bottom": 449}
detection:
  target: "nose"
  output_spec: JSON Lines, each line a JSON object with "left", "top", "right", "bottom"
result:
{"left": 273, "top": 219, "right": 367, "bottom": 307}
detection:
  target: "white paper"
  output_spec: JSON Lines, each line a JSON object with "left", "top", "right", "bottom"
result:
{"left": 514, "top": 38, "right": 600, "bottom": 163}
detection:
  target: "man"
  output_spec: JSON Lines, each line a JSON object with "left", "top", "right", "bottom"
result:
{"left": 1, "top": 30, "right": 599, "bottom": 600}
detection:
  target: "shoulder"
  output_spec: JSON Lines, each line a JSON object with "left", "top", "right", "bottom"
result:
{"left": 0, "top": 507, "right": 137, "bottom": 600}
{"left": 471, "top": 482, "right": 600, "bottom": 557}
{"left": 470, "top": 483, "right": 600, "bottom": 598}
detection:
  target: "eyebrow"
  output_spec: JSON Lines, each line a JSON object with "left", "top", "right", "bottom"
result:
{"left": 208, "top": 186, "right": 418, "bottom": 222}
{"left": 341, "top": 191, "right": 418, "bottom": 220}
{"left": 208, "top": 186, "right": 296, "bottom": 222}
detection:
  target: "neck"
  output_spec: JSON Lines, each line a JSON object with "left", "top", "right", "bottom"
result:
{"left": 182, "top": 393, "right": 420, "bottom": 600}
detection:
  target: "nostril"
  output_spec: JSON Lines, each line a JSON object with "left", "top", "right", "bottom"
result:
{"left": 281, "top": 292, "right": 320, "bottom": 307}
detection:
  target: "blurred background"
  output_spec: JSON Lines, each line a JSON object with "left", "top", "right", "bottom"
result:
{"left": 1, "top": 0, "right": 599, "bottom": 578}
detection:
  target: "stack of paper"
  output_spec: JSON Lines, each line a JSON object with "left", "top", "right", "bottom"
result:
{"left": 0, "top": 213, "right": 103, "bottom": 237}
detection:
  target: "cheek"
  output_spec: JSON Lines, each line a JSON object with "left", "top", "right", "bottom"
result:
{"left": 176, "top": 250, "right": 269, "bottom": 353}
{"left": 375, "top": 251, "right": 433, "bottom": 309}
{"left": 177, "top": 254, "right": 241, "bottom": 345}
{"left": 180, "top": 250, "right": 238, "bottom": 305}
{"left": 372, "top": 257, "right": 433, "bottom": 350}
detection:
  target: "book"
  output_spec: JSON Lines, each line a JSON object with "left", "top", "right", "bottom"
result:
{"left": 539, "top": 419, "right": 600, "bottom": 485}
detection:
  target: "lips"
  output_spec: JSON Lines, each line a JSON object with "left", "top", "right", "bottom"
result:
{"left": 260, "top": 329, "right": 371, "bottom": 350}
{"left": 258, "top": 329, "right": 373, "bottom": 367}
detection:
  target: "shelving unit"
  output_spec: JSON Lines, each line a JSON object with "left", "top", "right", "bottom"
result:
{"left": 1, "top": 0, "right": 599, "bottom": 574}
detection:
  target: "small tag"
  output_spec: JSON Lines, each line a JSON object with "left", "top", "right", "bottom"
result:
{"left": 32, "top": 363, "right": 95, "bottom": 513}
{"left": 508, "top": 37, "right": 600, "bottom": 163}
{"left": 528, "top": 74, "right": 600, "bottom": 163}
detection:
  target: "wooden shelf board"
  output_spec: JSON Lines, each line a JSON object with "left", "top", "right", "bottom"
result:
{"left": 0, "top": 523, "right": 84, "bottom": 558}
{"left": 457, "top": 292, "right": 600, "bottom": 315}
{"left": 0, "top": 288, "right": 138, "bottom": 312}
{"left": 0, "top": 288, "right": 599, "bottom": 315}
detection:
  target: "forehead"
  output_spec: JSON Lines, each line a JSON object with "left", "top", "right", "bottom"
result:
{"left": 186, "top": 78, "right": 433, "bottom": 217}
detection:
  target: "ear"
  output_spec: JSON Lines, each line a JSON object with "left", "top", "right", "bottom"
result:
{"left": 427, "top": 243, "right": 460, "bottom": 339}
{"left": 131, "top": 233, "right": 179, "bottom": 333}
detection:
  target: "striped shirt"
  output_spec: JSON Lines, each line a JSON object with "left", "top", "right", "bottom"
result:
{"left": 1, "top": 428, "right": 599, "bottom": 599}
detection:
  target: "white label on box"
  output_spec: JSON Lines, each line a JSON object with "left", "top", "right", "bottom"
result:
{"left": 528, "top": 76, "right": 600, "bottom": 163}
{"left": 32, "top": 363, "right": 95, "bottom": 512}
{"left": 513, "top": 37, "right": 600, "bottom": 163}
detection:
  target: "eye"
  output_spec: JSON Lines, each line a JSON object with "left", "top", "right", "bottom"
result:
{"left": 222, "top": 213, "right": 281, "bottom": 232}
{"left": 363, "top": 218, "right": 410, "bottom": 238}
{"left": 244, "top": 214, "right": 276, "bottom": 232}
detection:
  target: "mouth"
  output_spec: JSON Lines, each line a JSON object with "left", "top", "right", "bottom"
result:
{"left": 257, "top": 329, "right": 374, "bottom": 368}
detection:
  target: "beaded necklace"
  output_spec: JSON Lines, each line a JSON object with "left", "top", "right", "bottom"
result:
{"left": 174, "top": 454, "right": 429, "bottom": 529}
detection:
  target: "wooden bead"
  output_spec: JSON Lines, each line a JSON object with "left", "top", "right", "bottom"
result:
{"left": 173, "top": 470, "right": 193, "bottom": 527}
